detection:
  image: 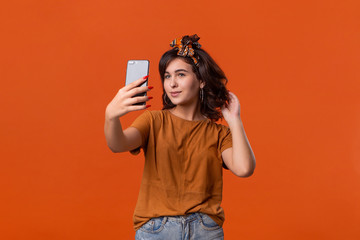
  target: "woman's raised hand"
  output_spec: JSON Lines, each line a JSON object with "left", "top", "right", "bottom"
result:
{"left": 221, "top": 91, "right": 241, "bottom": 125}
{"left": 105, "top": 76, "right": 153, "bottom": 120}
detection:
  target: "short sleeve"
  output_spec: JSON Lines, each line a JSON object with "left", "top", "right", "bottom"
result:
{"left": 129, "top": 110, "right": 152, "bottom": 155}
{"left": 219, "top": 126, "right": 232, "bottom": 170}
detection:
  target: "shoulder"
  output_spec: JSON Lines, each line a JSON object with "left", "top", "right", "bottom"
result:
{"left": 144, "top": 109, "right": 167, "bottom": 119}
{"left": 206, "top": 120, "right": 231, "bottom": 133}
{"left": 135, "top": 110, "right": 162, "bottom": 118}
{"left": 134, "top": 110, "right": 169, "bottom": 124}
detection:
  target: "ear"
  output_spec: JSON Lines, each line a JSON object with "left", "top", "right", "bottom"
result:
{"left": 200, "top": 80, "right": 205, "bottom": 89}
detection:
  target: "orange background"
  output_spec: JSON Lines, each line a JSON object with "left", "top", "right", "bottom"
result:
{"left": 1, "top": 0, "right": 359, "bottom": 239}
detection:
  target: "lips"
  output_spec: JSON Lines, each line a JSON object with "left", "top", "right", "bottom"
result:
{"left": 170, "top": 91, "right": 181, "bottom": 97}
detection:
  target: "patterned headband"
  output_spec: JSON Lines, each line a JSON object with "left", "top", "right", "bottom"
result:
{"left": 170, "top": 34, "right": 202, "bottom": 66}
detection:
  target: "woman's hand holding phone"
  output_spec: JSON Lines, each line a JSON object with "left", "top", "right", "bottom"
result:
{"left": 105, "top": 75, "right": 152, "bottom": 120}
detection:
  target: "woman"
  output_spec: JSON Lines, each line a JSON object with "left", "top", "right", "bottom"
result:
{"left": 104, "top": 34, "right": 256, "bottom": 239}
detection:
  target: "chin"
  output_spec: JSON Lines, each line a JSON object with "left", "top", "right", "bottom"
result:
{"left": 169, "top": 99, "right": 181, "bottom": 105}
{"left": 171, "top": 99, "right": 193, "bottom": 107}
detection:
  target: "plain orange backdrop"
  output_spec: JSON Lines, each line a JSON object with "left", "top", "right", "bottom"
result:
{"left": 1, "top": 0, "right": 359, "bottom": 239}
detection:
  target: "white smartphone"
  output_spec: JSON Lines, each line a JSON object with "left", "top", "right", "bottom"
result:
{"left": 125, "top": 60, "right": 149, "bottom": 105}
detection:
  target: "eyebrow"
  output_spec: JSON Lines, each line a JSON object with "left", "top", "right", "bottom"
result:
{"left": 165, "top": 69, "right": 189, "bottom": 74}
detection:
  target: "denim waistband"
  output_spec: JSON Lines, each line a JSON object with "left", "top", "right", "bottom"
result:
{"left": 165, "top": 212, "right": 203, "bottom": 223}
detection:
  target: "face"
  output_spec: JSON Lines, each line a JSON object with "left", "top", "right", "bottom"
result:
{"left": 164, "top": 58, "right": 204, "bottom": 107}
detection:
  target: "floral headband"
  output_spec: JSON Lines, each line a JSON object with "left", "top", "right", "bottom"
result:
{"left": 170, "top": 34, "right": 202, "bottom": 66}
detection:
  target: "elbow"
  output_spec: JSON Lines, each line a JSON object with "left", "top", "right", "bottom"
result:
{"left": 107, "top": 144, "right": 125, "bottom": 153}
{"left": 243, "top": 169, "right": 255, "bottom": 177}
{"left": 233, "top": 158, "right": 256, "bottom": 178}
{"left": 108, "top": 146, "right": 120, "bottom": 153}
{"left": 233, "top": 168, "right": 255, "bottom": 178}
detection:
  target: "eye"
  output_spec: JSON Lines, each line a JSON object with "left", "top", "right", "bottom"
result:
{"left": 164, "top": 75, "right": 170, "bottom": 79}
{"left": 178, "top": 73, "right": 185, "bottom": 77}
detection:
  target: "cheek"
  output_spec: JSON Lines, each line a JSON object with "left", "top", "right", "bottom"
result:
{"left": 163, "top": 81, "right": 169, "bottom": 91}
{"left": 187, "top": 79, "right": 200, "bottom": 90}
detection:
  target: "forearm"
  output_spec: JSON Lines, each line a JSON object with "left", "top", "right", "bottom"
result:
{"left": 229, "top": 118, "right": 256, "bottom": 177}
{"left": 104, "top": 111, "right": 127, "bottom": 153}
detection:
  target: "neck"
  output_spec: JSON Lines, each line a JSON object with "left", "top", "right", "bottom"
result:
{"left": 169, "top": 101, "right": 205, "bottom": 121}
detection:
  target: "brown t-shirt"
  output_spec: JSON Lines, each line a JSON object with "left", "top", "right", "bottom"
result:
{"left": 130, "top": 110, "right": 232, "bottom": 231}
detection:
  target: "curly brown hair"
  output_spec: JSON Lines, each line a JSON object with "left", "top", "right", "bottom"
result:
{"left": 159, "top": 48, "right": 230, "bottom": 121}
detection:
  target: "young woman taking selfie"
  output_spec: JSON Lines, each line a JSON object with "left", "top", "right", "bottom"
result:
{"left": 104, "top": 34, "right": 256, "bottom": 239}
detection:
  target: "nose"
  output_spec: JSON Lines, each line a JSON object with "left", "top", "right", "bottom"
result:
{"left": 169, "top": 76, "right": 177, "bottom": 88}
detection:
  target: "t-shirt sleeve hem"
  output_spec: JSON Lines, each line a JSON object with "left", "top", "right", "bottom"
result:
{"left": 220, "top": 126, "right": 232, "bottom": 170}
{"left": 128, "top": 111, "right": 152, "bottom": 155}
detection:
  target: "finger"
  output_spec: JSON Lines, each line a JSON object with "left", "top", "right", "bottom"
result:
{"left": 124, "top": 75, "right": 149, "bottom": 91}
{"left": 126, "top": 85, "right": 152, "bottom": 98}
{"left": 228, "top": 92, "right": 237, "bottom": 103}
{"left": 128, "top": 95, "right": 152, "bottom": 105}
{"left": 228, "top": 91, "right": 235, "bottom": 98}
{"left": 126, "top": 104, "right": 149, "bottom": 112}
{"left": 229, "top": 91, "right": 239, "bottom": 101}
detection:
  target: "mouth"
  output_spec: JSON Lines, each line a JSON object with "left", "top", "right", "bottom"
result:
{"left": 170, "top": 91, "right": 181, "bottom": 97}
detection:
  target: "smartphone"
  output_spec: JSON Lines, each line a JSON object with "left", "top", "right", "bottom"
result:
{"left": 125, "top": 60, "right": 149, "bottom": 105}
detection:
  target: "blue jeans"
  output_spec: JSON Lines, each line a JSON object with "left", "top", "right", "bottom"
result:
{"left": 135, "top": 212, "right": 224, "bottom": 240}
